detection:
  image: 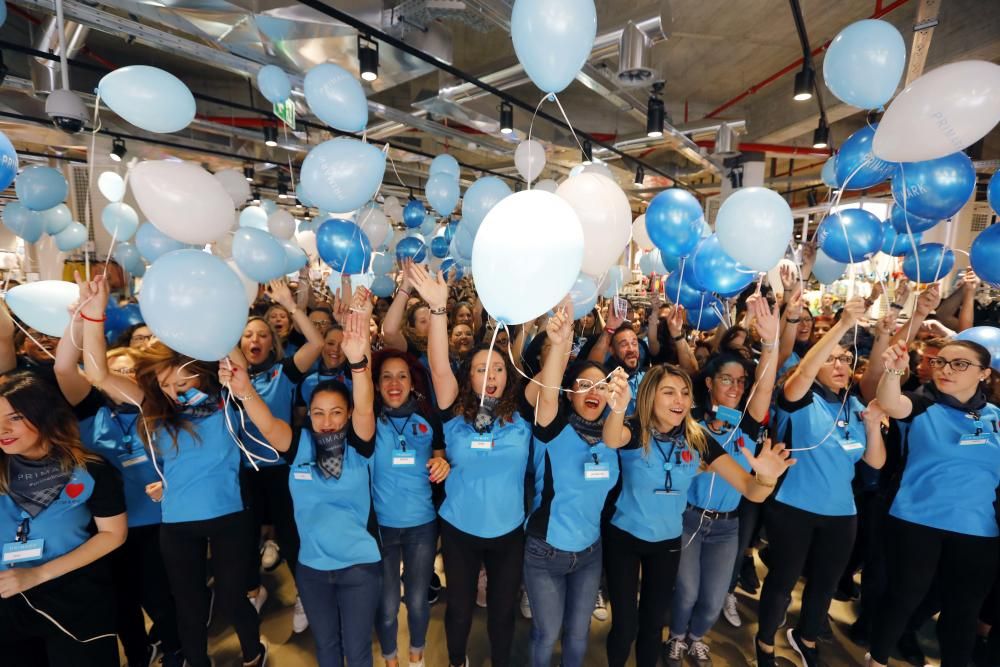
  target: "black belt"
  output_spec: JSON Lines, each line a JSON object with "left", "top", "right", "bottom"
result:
{"left": 687, "top": 503, "right": 738, "bottom": 521}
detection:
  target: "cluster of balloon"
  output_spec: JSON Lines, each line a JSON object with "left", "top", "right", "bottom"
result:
{"left": 472, "top": 189, "right": 584, "bottom": 325}
{"left": 970, "top": 174, "right": 1000, "bottom": 286}
{"left": 426, "top": 154, "right": 461, "bottom": 217}
{"left": 511, "top": 0, "right": 597, "bottom": 94}
{"left": 3, "top": 164, "right": 76, "bottom": 246}
{"left": 880, "top": 221, "right": 922, "bottom": 257}
{"left": 816, "top": 208, "right": 883, "bottom": 263}
{"left": 98, "top": 66, "right": 196, "bottom": 134}
{"left": 316, "top": 218, "right": 372, "bottom": 275}
{"left": 954, "top": 327, "right": 1000, "bottom": 372}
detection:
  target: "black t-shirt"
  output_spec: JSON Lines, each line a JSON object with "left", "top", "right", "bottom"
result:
{"left": 83, "top": 457, "right": 127, "bottom": 520}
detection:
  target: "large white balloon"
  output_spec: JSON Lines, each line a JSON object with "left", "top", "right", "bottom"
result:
{"left": 582, "top": 161, "right": 614, "bottom": 181}
{"left": 357, "top": 206, "right": 390, "bottom": 248}
{"left": 225, "top": 259, "right": 259, "bottom": 305}
{"left": 632, "top": 213, "right": 653, "bottom": 251}
{"left": 267, "top": 209, "right": 296, "bottom": 239}
{"left": 296, "top": 229, "right": 318, "bottom": 258}
{"left": 130, "top": 161, "right": 236, "bottom": 245}
{"left": 472, "top": 190, "right": 584, "bottom": 325}
{"left": 97, "top": 171, "right": 125, "bottom": 203}
{"left": 214, "top": 168, "right": 251, "bottom": 208}
{"left": 556, "top": 173, "right": 632, "bottom": 277}
{"left": 873, "top": 60, "right": 1000, "bottom": 163}
{"left": 514, "top": 140, "right": 546, "bottom": 183}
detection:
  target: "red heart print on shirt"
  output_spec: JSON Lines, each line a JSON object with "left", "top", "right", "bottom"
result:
{"left": 681, "top": 450, "right": 692, "bottom": 463}
{"left": 418, "top": 424, "right": 428, "bottom": 433}
{"left": 65, "top": 483, "right": 84, "bottom": 499}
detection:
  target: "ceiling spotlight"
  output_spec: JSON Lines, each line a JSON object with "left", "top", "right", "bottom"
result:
{"left": 277, "top": 182, "right": 288, "bottom": 199}
{"left": 358, "top": 35, "right": 379, "bottom": 82}
{"left": 634, "top": 165, "right": 645, "bottom": 186}
{"left": 793, "top": 66, "right": 814, "bottom": 101}
{"left": 582, "top": 139, "right": 593, "bottom": 165}
{"left": 109, "top": 136, "right": 126, "bottom": 162}
{"left": 499, "top": 101, "right": 513, "bottom": 135}
{"left": 244, "top": 165, "right": 254, "bottom": 182}
{"left": 646, "top": 91, "right": 664, "bottom": 138}
{"left": 263, "top": 125, "right": 278, "bottom": 147}
{"left": 812, "top": 118, "right": 830, "bottom": 149}
{"left": 295, "top": 198, "right": 303, "bottom": 209}
{"left": 252, "top": 189, "right": 261, "bottom": 204}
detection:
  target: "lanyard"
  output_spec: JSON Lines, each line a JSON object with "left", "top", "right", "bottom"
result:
{"left": 652, "top": 436, "right": 679, "bottom": 492}
{"left": 386, "top": 415, "right": 414, "bottom": 451}
{"left": 15, "top": 516, "right": 30, "bottom": 543}
{"left": 815, "top": 395, "right": 853, "bottom": 440}
{"left": 109, "top": 409, "right": 137, "bottom": 444}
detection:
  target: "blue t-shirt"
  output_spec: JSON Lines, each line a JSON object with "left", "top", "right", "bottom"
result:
{"left": 372, "top": 410, "right": 444, "bottom": 529}
{"left": 687, "top": 414, "right": 761, "bottom": 513}
{"left": 773, "top": 384, "right": 868, "bottom": 516}
{"left": 158, "top": 402, "right": 245, "bottom": 523}
{"left": 527, "top": 408, "right": 620, "bottom": 552}
{"left": 288, "top": 427, "right": 381, "bottom": 570}
{"left": 611, "top": 420, "right": 725, "bottom": 542}
{"left": 0, "top": 459, "right": 124, "bottom": 566}
{"left": 890, "top": 385, "right": 1000, "bottom": 537}
{"left": 243, "top": 360, "right": 303, "bottom": 468}
{"left": 440, "top": 409, "right": 531, "bottom": 538}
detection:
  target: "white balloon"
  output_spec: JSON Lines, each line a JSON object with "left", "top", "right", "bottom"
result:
{"left": 873, "top": 60, "right": 1000, "bottom": 163}
{"left": 225, "top": 258, "right": 259, "bottom": 305}
{"left": 357, "top": 206, "right": 390, "bottom": 248}
{"left": 212, "top": 231, "right": 234, "bottom": 259}
{"left": 514, "top": 139, "right": 546, "bottom": 183}
{"left": 296, "top": 230, "right": 318, "bottom": 258}
{"left": 97, "top": 171, "right": 126, "bottom": 203}
{"left": 556, "top": 173, "right": 632, "bottom": 276}
{"left": 268, "top": 209, "right": 296, "bottom": 239}
{"left": 472, "top": 190, "right": 584, "bottom": 325}
{"left": 582, "top": 161, "right": 615, "bottom": 182}
{"left": 213, "top": 169, "right": 251, "bottom": 208}
{"left": 632, "top": 213, "right": 653, "bottom": 251}
{"left": 534, "top": 179, "right": 559, "bottom": 194}
{"left": 130, "top": 160, "right": 235, "bottom": 245}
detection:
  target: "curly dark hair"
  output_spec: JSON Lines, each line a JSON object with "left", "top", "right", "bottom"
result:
{"left": 454, "top": 342, "right": 522, "bottom": 426}
{"left": 372, "top": 349, "right": 434, "bottom": 417}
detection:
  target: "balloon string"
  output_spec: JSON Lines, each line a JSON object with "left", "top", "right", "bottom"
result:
{"left": 83, "top": 95, "right": 102, "bottom": 281}
{"left": 384, "top": 144, "right": 410, "bottom": 193}
{"left": 525, "top": 93, "right": 551, "bottom": 191}
{"left": 549, "top": 94, "right": 589, "bottom": 159}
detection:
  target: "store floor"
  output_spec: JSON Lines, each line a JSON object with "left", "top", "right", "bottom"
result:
{"left": 199, "top": 553, "right": 933, "bottom": 667}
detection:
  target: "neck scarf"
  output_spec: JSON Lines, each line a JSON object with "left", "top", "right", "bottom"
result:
{"left": 382, "top": 397, "right": 418, "bottom": 419}
{"left": 568, "top": 411, "right": 604, "bottom": 445}
{"left": 922, "top": 382, "right": 988, "bottom": 412}
{"left": 314, "top": 430, "right": 347, "bottom": 480}
{"left": 249, "top": 353, "right": 277, "bottom": 377}
{"left": 474, "top": 396, "right": 499, "bottom": 433}
{"left": 180, "top": 395, "right": 220, "bottom": 420}
{"left": 8, "top": 455, "right": 71, "bottom": 518}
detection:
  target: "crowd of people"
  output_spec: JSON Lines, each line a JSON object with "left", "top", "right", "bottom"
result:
{"left": 0, "top": 246, "right": 997, "bottom": 667}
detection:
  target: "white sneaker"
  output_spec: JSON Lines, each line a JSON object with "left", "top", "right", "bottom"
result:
{"left": 688, "top": 639, "right": 713, "bottom": 667}
{"left": 722, "top": 593, "right": 742, "bottom": 627}
{"left": 592, "top": 589, "right": 609, "bottom": 621}
{"left": 292, "top": 595, "right": 309, "bottom": 633}
{"left": 476, "top": 568, "right": 487, "bottom": 608}
{"left": 260, "top": 540, "right": 280, "bottom": 571}
{"left": 408, "top": 657, "right": 425, "bottom": 667}
{"left": 663, "top": 636, "right": 688, "bottom": 667}
{"left": 249, "top": 586, "right": 268, "bottom": 615}
{"left": 519, "top": 590, "right": 532, "bottom": 619}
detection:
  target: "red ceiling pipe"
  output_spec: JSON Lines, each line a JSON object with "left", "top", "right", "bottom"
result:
{"left": 696, "top": 140, "right": 831, "bottom": 157}
{"left": 197, "top": 116, "right": 277, "bottom": 127}
{"left": 704, "top": 0, "right": 914, "bottom": 118}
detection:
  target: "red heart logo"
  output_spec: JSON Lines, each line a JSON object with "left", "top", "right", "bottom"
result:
{"left": 65, "top": 483, "right": 84, "bottom": 499}
{"left": 681, "top": 450, "right": 692, "bottom": 463}
{"left": 418, "top": 424, "right": 428, "bottom": 433}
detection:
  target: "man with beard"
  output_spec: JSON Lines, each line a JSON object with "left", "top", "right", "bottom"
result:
{"left": 587, "top": 319, "right": 647, "bottom": 417}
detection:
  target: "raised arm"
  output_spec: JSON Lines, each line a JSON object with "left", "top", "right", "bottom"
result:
{"left": 936, "top": 278, "right": 965, "bottom": 331}
{"left": 777, "top": 286, "right": 803, "bottom": 371}
{"left": 746, "top": 295, "right": 781, "bottom": 422}
{"left": 534, "top": 298, "right": 573, "bottom": 427}
{"left": 406, "top": 262, "right": 457, "bottom": 409}
{"left": 666, "top": 305, "right": 698, "bottom": 374}
{"left": 783, "top": 296, "right": 865, "bottom": 402}
{"left": 860, "top": 310, "right": 899, "bottom": 402}
{"left": 799, "top": 241, "right": 817, "bottom": 282}
{"left": 0, "top": 301, "right": 16, "bottom": 374}
{"left": 268, "top": 279, "right": 323, "bottom": 373}
{"left": 587, "top": 308, "right": 626, "bottom": 363}
{"left": 342, "top": 308, "right": 375, "bottom": 441}
{"left": 601, "top": 368, "right": 632, "bottom": 448}
{"left": 53, "top": 311, "right": 92, "bottom": 406}
{"left": 957, "top": 270, "right": 980, "bottom": 332}
{"left": 220, "top": 358, "right": 293, "bottom": 451}
{"left": 380, "top": 272, "right": 412, "bottom": 352}
{"left": 861, "top": 398, "right": 887, "bottom": 469}
{"left": 891, "top": 283, "right": 940, "bottom": 350}
{"left": 876, "top": 341, "right": 914, "bottom": 419}
{"left": 646, "top": 289, "right": 663, "bottom": 356}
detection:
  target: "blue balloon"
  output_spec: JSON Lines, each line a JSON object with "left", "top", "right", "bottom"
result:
{"left": 371, "top": 252, "right": 395, "bottom": 274}
{"left": 5, "top": 280, "right": 78, "bottom": 336}
{"left": 419, "top": 214, "right": 437, "bottom": 237}
{"left": 511, "top": 0, "right": 597, "bottom": 94}
{"left": 316, "top": 219, "right": 372, "bottom": 274}
{"left": 692, "top": 234, "right": 754, "bottom": 297}
{"left": 429, "top": 154, "right": 460, "bottom": 178}
{"left": 402, "top": 199, "right": 426, "bottom": 229}
{"left": 0, "top": 131, "right": 17, "bottom": 191}
{"left": 440, "top": 257, "right": 464, "bottom": 280}
{"left": 15, "top": 165, "right": 68, "bottom": 211}
{"left": 395, "top": 236, "right": 427, "bottom": 263}
{"left": 450, "top": 224, "right": 475, "bottom": 263}
{"left": 816, "top": 208, "right": 884, "bottom": 263}
{"left": 280, "top": 239, "right": 308, "bottom": 274}
{"left": 688, "top": 296, "right": 726, "bottom": 331}
{"left": 444, "top": 220, "right": 458, "bottom": 243}
{"left": 101, "top": 202, "right": 140, "bottom": 240}
{"left": 303, "top": 63, "right": 368, "bottom": 133}
{"left": 569, "top": 273, "right": 599, "bottom": 320}
{"left": 664, "top": 270, "right": 708, "bottom": 309}
{"left": 371, "top": 275, "right": 396, "bottom": 298}
{"left": 812, "top": 249, "right": 847, "bottom": 284}
{"left": 135, "top": 222, "right": 188, "bottom": 262}
{"left": 823, "top": 19, "right": 906, "bottom": 110}
{"left": 426, "top": 173, "right": 460, "bottom": 216}
{"left": 300, "top": 138, "right": 385, "bottom": 214}
{"left": 889, "top": 203, "right": 938, "bottom": 234}
{"left": 954, "top": 326, "right": 1000, "bottom": 371}
{"left": 232, "top": 228, "right": 287, "bottom": 283}
{"left": 891, "top": 151, "right": 976, "bottom": 221}
{"left": 601, "top": 265, "right": 628, "bottom": 298}
{"left": 114, "top": 242, "right": 145, "bottom": 274}
{"left": 2, "top": 201, "right": 43, "bottom": 242}
{"left": 902, "top": 243, "right": 955, "bottom": 283}
{"left": 139, "top": 250, "right": 248, "bottom": 360}
{"left": 105, "top": 303, "right": 143, "bottom": 344}
{"left": 645, "top": 188, "right": 704, "bottom": 258}
{"left": 430, "top": 235, "right": 450, "bottom": 259}
{"left": 835, "top": 125, "right": 898, "bottom": 190}
{"left": 971, "top": 222, "right": 1000, "bottom": 287}
{"left": 54, "top": 222, "right": 87, "bottom": 251}
{"left": 638, "top": 250, "right": 667, "bottom": 276}
{"left": 821, "top": 157, "right": 840, "bottom": 188}
{"left": 259, "top": 199, "right": 279, "bottom": 216}
{"left": 256, "top": 65, "right": 291, "bottom": 104}
{"left": 660, "top": 252, "right": 682, "bottom": 273}
{"left": 37, "top": 204, "right": 72, "bottom": 235}
{"left": 462, "top": 177, "right": 512, "bottom": 230}
{"left": 989, "top": 172, "right": 1000, "bottom": 216}
{"left": 880, "top": 221, "right": 922, "bottom": 257}
{"left": 98, "top": 65, "right": 196, "bottom": 133}
{"left": 239, "top": 206, "right": 269, "bottom": 230}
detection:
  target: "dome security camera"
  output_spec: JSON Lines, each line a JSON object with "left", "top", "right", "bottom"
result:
{"left": 45, "top": 88, "right": 87, "bottom": 134}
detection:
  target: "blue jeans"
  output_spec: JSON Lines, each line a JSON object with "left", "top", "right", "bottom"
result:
{"left": 376, "top": 520, "right": 438, "bottom": 659}
{"left": 296, "top": 561, "right": 382, "bottom": 667}
{"left": 670, "top": 507, "right": 740, "bottom": 640}
{"left": 522, "top": 534, "right": 603, "bottom": 667}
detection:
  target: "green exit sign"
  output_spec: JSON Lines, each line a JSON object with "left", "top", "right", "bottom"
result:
{"left": 273, "top": 99, "right": 295, "bottom": 130}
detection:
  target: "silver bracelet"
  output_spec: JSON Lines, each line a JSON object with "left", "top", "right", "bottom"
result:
{"left": 884, "top": 368, "right": 906, "bottom": 377}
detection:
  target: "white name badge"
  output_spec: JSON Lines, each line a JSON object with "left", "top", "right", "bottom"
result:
{"left": 959, "top": 434, "right": 989, "bottom": 446}
{"left": 2, "top": 538, "right": 44, "bottom": 564}
{"left": 120, "top": 453, "right": 149, "bottom": 468}
{"left": 392, "top": 449, "right": 416, "bottom": 466}
{"left": 584, "top": 462, "right": 610, "bottom": 480}
{"left": 293, "top": 470, "right": 313, "bottom": 481}
{"left": 470, "top": 435, "right": 493, "bottom": 450}
{"left": 839, "top": 439, "right": 864, "bottom": 452}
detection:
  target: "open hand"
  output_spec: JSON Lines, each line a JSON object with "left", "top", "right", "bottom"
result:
{"left": 741, "top": 438, "right": 795, "bottom": 483}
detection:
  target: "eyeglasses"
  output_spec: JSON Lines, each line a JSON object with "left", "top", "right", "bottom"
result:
{"left": 715, "top": 374, "right": 747, "bottom": 387}
{"left": 824, "top": 354, "right": 855, "bottom": 366}
{"left": 927, "top": 357, "right": 982, "bottom": 372}
{"left": 130, "top": 334, "right": 153, "bottom": 345}
{"left": 310, "top": 319, "right": 331, "bottom": 328}
{"left": 575, "top": 379, "right": 608, "bottom": 394}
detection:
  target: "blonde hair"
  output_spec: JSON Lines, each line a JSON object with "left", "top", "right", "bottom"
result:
{"left": 635, "top": 364, "right": 708, "bottom": 457}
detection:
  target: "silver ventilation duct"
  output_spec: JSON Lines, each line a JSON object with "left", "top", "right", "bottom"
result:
{"left": 615, "top": 3, "right": 672, "bottom": 87}
{"left": 29, "top": 15, "right": 89, "bottom": 95}
{"left": 713, "top": 123, "right": 741, "bottom": 158}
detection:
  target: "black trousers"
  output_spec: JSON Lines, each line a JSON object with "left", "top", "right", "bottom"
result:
{"left": 870, "top": 516, "right": 999, "bottom": 667}
{"left": 240, "top": 464, "right": 300, "bottom": 590}
{"left": 756, "top": 501, "right": 857, "bottom": 645}
{"left": 440, "top": 519, "right": 524, "bottom": 667}
{"left": 603, "top": 523, "right": 682, "bottom": 667}
{"left": 0, "top": 562, "right": 118, "bottom": 667}
{"left": 114, "top": 523, "right": 180, "bottom": 666}
{"left": 159, "top": 511, "right": 261, "bottom": 667}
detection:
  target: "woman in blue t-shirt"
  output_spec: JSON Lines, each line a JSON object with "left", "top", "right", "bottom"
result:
{"left": 602, "top": 361, "right": 793, "bottom": 667}
{"left": 872, "top": 338, "right": 1000, "bottom": 667}
{"left": 0, "top": 372, "right": 127, "bottom": 667}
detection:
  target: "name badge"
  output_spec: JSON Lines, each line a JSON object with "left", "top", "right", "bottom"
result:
{"left": 470, "top": 434, "right": 493, "bottom": 450}
{"left": 392, "top": 449, "right": 416, "bottom": 466}
{"left": 2, "top": 539, "right": 44, "bottom": 564}
{"left": 839, "top": 439, "right": 864, "bottom": 452}
{"left": 293, "top": 469, "right": 313, "bottom": 481}
{"left": 584, "top": 462, "right": 610, "bottom": 480}
{"left": 120, "top": 452, "right": 149, "bottom": 468}
{"left": 714, "top": 405, "right": 742, "bottom": 426}
{"left": 959, "top": 434, "right": 989, "bottom": 446}
{"left": 654, "top": 489, "right": 679, "bottom": 495}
